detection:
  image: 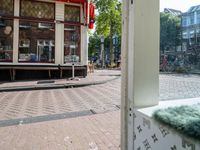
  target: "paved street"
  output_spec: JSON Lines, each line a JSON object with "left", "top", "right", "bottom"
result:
{"left": 160, "top": 74, "right": 200, "bottom": 100}
{"left": 1, "top": 73, "right": 200, "bottom": 121}
{"left": 0, "top": 110, "right": 120, "bottom": 150}
{"left": 1, "top": 71, "right": 200, "bottom": 149}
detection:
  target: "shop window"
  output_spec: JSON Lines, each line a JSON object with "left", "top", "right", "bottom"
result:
{"left": 0, "top": 0, "right": 14, "bottom": 16}
{"left": 64, "top": 25, "right": 80, "bottom": 63}
{"left": 19, "top": 21, "right": 55, "bottom": 63}
{"left": 20, "top": 0, "right": 55, "bottom": 19}
{"left": 0, "top": 19, "right": 13, "bottom": 62}
{"left": 65, "top": 5, "right": 80, "bottom": 22}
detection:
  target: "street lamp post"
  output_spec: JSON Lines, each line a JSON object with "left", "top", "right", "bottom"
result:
{"left": 100, "top": 36, "right": 105, "bottom": 68}
{"left": 112, "top": 35, "right": 118, "bottom": 63}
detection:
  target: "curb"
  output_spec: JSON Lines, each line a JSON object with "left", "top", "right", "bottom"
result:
{"left": 0, "top": 76, "right": 120, "bottom": 92}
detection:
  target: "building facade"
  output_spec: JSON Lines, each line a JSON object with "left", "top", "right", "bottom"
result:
{"left": 182, "top": 5, "right": 200, "bottom": 51}
{"left": 164, "top": 8, "right": 182, "bottom": 17}
{"left": 0, "top": 0, "right": 92, "bottom": 80}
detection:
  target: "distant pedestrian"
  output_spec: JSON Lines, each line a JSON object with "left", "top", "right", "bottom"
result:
{"left": 161, "top": 55, "right": 168, "bottom": 71}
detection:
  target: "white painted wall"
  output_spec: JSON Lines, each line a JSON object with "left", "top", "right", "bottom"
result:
{"left": 55, "top": 3, "right": 65, "bottom": 64}
{"left": 80, "top": 4, "right": 88, "bottom": 66}
{"left": 121, "top": 0, "right": 160, "bottom": 149}
{"left": 121, "top": 0, "right": 130, "bottom": 150}
{"left": 134, "top": 109, "right": 200, "bottom": 150}
{"left": 81, "top": 26, "right": 88, "bottom": 65}
{"left": 127, "top": 0, "right": 159, "bottom": 108}
{"left": 13, "top": 0, "right": 20, "bottom": 63}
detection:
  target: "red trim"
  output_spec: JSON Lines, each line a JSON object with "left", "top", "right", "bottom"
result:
{"left": 0, "top": 60, "right": 13, "bottom": 62}
{"left": 0, "top": 50, "right": 13, "bottom": 53}
{"left": 88, "top": 1, "right": 95, "bottom": 29}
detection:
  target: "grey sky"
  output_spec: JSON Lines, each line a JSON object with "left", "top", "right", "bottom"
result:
{"left": 160, "top": 0, "right": 200, "bottom": 12}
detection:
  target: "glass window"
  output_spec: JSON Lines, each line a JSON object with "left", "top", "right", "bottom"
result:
{"left": 20, "top": 0, "right": 55, "bottom": 19}
{"left": 65, "top": 5, "right": 80, "bottom": 22}
{"left": 19, "top": 21, "right": 55, "bottom": 63}
{"left": 197, "top": 11, "right": 200, "bottom": 24}
{"left": 182, "top": 31, "right": 188, "bottom": 39}
{"left": 182, "top": 16, "right": 187, "bottom": 27}
{"left": 0, "top": 19, "right": 13, "bottom": 62}
{"left": 64, "top": 25, "right": 80, "bottom": 63}
{"left": 189, "top": 13, "right": 194, "bottom": 25}
{"left": 0, "top": 0, "right": 14, "bottom": 16}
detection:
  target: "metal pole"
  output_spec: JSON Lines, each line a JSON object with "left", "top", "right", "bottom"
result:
{"left": 100, "top": 36, "right": 105, "bottom": 68}
{"left": 72, "top": 63, "right": 75, "bottom": 79}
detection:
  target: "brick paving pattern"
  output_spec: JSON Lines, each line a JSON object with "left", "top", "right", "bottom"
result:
{"left": 0, "top": 78, "right": 120, "bottom": 121}
{"left": 0, "top": 71, "right": 200, "bottom": 149}
{"left": 1, "top": 73, "right": 200, "bottom": 121}
{"left": 160, "top": 74, "right": 200, "bottom": 100}
{"left": 0, "top": 111, "right": 120, "bottom": 150}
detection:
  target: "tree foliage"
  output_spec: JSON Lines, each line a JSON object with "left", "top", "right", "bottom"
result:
{"left": 93, "top": 0, "right": 122, "bottom": 64}
{"left": 160, "top": 12, "right": 181, "bottom": 53}
{"left": 88, "top": 33, "right": 100, "bottom": 59}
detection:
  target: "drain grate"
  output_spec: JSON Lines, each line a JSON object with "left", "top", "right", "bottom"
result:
{"left": 90, "top": 109, "right": 97, "bottom": 114}
{"left": 37, "top": 80, "right": 55, "bottom": 84}
{"left": 115, "top": 105, "right": 120, "bottom": 109}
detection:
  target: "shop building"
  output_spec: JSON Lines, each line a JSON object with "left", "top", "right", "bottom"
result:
{"left": 0, "top": 0, "right": 94, "bottom": 80}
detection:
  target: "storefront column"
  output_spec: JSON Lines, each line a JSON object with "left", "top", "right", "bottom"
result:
{"left": 55, "top": 3, "right": 64, "bottom": 64}
{"left": 13, "top": 0, "right": 20, "bottom": 63}
{"left": 121, "top": 0, "right": 159, "bottom": 149}
{"left": 81, "top": 25, "right": 88, "bottom": 65}
{"left": 80, "top": 4, "right": 88, "bottom": 66}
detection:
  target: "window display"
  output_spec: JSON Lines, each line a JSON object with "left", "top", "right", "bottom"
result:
{"left": 19, "top": 1, "right": 55, "bottom": 63}
{"left": 0, "top": 19, "right": 13, "bottom": 62}
{"left": 65, "top": 5, "right": 80, "bottom": 22}
{"left": 64, "top": 25, "right": 80, "bottom": 63}
{"left": 0, "top": 0, "right": 14, "bottom": 16}
{"left": 19, "top": 21, "right": 55, "bottom": 63}
{"left": 20, "top": 0, "right": 55, "bottom": 19}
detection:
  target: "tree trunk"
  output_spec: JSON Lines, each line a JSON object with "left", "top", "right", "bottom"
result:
{"left": 110, "top": 31, "right": 114, "bottom": 66}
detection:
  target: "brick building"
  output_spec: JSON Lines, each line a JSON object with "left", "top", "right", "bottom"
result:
{"left": 0, "top": 0, "right": 93, "bottom": 80}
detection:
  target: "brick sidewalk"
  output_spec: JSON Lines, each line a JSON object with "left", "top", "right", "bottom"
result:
{"left": 0, "top": 70, "right": 121, "bottom": 90}
{"left": 0, "top": 111, "right": 120, "bottom": 150}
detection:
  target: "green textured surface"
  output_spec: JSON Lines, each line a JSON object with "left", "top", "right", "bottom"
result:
{"left": 153, "top": 104, "right": 200, "bottom": 139}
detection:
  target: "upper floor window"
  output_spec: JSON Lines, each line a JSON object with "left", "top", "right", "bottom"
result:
{"left": 0, "top": 0, "right": 14, "bottom": 16}
{"left": 20, "top": 0, "right": 55, "bottom": 19}
{"left": 182, "top": 31, "right": 188, "bottom": 39}
{"left": 189, "top": 13, "right": 194, "bottom": 25}
{"left": 197, "top": 11, "right": 200, "bottom": 24}
{"left": 65, "top": 5, "right": 80, "bottom": 23}
{"left": 182, "top": 17, "right": 188, "bottom": 27}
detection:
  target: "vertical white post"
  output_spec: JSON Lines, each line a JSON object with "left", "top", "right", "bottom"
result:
{"left": 80, "top": 4, "right": 88, "bottom": 66}
{"left": 121, "top": 0, "right": 159, "bottom": 149}
{"left": 81, "top": 25, "right": 88, "bottom": 65}
{"left": 72, "top": 63, "right": 75, "bottom": 78}
{"left": 121, "top": 0, "right": 129, "bottom": 149}
{"left": 13, "top": 0, "right": 20, "bottom": 63}
{"left": 128, "top": 0, "right": 159, "bottom": 108}
{"left": 55, "top": 2, "right": 64, "bottom": 64}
